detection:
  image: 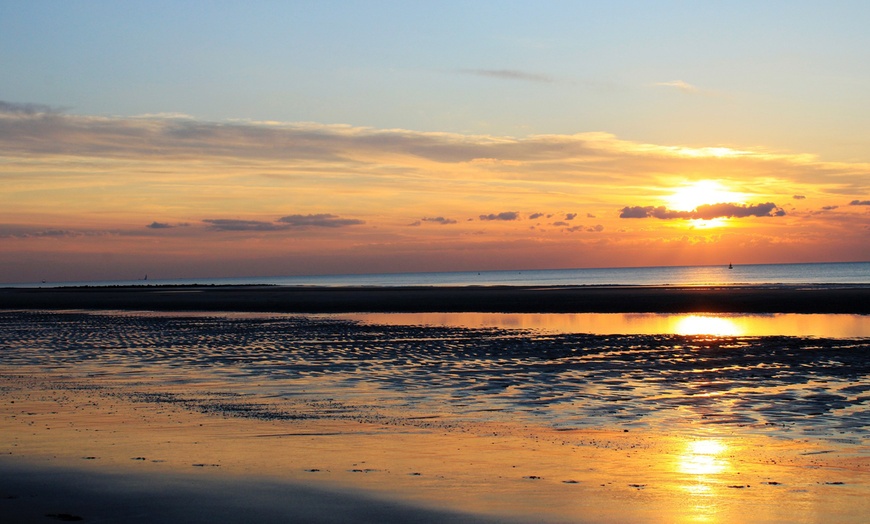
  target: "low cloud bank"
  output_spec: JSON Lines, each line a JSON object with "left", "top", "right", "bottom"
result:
{"left": 620, "top": 202, "right": 785, "bottom": 220}
{"left": 203, "top": 214, "right": 365, "bottom": 232}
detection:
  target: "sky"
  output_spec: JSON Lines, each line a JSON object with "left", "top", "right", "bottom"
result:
{"left": 1, "top": 0, "right": 869, "bottom": 283}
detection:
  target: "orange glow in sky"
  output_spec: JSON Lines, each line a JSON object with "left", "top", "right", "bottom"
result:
{"left": 666, "top": 180, "right": 746, "bottom": 212}
{"left": 1, "top": 3, "right": 869, "bottom": 283}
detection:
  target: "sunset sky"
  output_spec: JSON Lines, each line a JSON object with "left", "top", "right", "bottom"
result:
{"left": 2, "top": 1, "right": 869, "bottom": 283}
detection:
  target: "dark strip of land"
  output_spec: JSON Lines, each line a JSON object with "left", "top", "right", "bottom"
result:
{"left": 1, "top": 285, "right": 869, "bottom": 314}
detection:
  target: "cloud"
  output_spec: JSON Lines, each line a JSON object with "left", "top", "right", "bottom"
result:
{"left": 793, "top": 195, "right": 806, "bottom": 200}
{"left": 0, "top": 224, "right": 131, "bottom": 239}
{"left": 277, "top": 214, "right": 365, "bottom": 228}
{"left": 654, "top": 80, "right": 699, "bottom": 93}
{"left": 822, "top": 205, "right": 839, "bottom": 211}
{"left": 0, "top": 101, "right": 62, "bottom": 115}
{"left": 0, "top": 228, "right": 80, "bottom": 239}
{"left": 619, "top": 202, "right": 786, "bottom": 220}
{"left": 146, "top": 221, "right": 190, "bottom": 229}
{"left": 460, "top": 69, "right": 554, "bottom": 83}
{"left": 561, "top": 224, "right": 603, "bottom": 233}
{"left": 564, "top": 213, "right": 577, "bottom": 220}
{"left": 849, "top": 199, "right": 870, "bottom": 206}
{"left": 619, "top": 206, "right": 653, "bottom": 219}
{"left": 204, "top": 214, "right": 365, "bottom": 231}
{"left": 420, "top": 216, "right": 457, "bottom": 225}
{"left": 529, "top": 212, "right": 545, "bottom": 220}
{"left": 203, "top": 219, "right": 287, "bottom": 231}
{"left": 2, "top": 100, "right": 868, "bottom": 197}
{"left": 480, "top": 211, "right": 520, "bottom": 221}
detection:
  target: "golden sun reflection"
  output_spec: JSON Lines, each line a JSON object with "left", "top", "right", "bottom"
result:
{"left": 673, "top": 315, "right": 742, "bottom": 336}
{"left": 678, "top": 440, "right": 729, "bottom": 475}
{"left": 671, "top": 438, "right": 735, "bottom": 523}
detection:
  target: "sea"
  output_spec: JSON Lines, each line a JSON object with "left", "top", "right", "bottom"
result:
{"left": 11, "top": 261, "right": 870, "bottom": 288}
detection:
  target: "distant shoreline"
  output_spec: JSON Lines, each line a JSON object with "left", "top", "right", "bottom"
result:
{"left": 2, "top": 284, "right": 869, "bottom": 314}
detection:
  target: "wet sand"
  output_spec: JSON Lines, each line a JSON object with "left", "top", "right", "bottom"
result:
{"left": 2, "top": 368, "right": 867, "bottom": 524}
{"left": 1, "top": 293, "right": 868, "bottom": 522}
{"left": 2, "top": 283, "right": 870, "bottom": 314}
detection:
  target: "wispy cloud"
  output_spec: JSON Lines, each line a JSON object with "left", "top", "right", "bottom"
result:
{"left": 420, "top": 216, "right": 458, "bottom": 225}
{"left": 202, "top": 214, "right": 365, "bottom": 232}
{"left": 460, "top": 68, "right": 555, "bottom": 83}
{"left": 146, "top": 221, "right": 182, "bottom": 229}
{"left": 203, "top": 219, "right": 287, "bottom": 232}
{"left": 277, "top": 214, "right": 365, "bottom": 228}
{"left": 654, "top": 80, "right": 700, "bottom": 93}
{"left": 0, "top": 101, "right": 63, "bottom": 115}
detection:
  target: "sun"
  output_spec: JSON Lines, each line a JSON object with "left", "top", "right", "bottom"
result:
{"left": 666, "top": 180, "right": 745, "bottom": 212}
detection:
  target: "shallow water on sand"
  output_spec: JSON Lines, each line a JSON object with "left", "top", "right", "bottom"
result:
{"left": 335, "top": 312, "right": 870, "bottom": 338}
{"left": 1, "top": 311, "right": 867, "bottom": 443}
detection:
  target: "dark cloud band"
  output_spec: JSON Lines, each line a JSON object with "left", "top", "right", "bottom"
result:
{"left": 620, "top": 202, "right": 786, "bottom": 220}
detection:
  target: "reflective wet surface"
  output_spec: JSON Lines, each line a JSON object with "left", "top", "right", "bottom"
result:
{"left": 2, "top": 310, "right": 868, "bottom": 523}
{"left": 2, "top": 311, "right": 867, "bottom": 441}
{"left": 336, "top": 312, "right": 870, "bottom": 338}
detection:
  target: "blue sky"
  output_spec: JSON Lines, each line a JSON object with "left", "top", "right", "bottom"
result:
{"left": 4, "top": 1, "right": 869, "bottom": 159}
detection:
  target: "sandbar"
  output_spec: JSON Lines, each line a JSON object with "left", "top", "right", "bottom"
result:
{"left": 2, "top": 284, "right": 869, "bottom": 313}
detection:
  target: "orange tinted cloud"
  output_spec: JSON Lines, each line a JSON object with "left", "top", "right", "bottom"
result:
{"left": 1, "top": 103, "right": 868, "bottom": 282}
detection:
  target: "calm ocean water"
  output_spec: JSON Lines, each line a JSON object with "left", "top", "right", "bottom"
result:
{"left": 13, "top": 261, "right": 870, "bottom": 288}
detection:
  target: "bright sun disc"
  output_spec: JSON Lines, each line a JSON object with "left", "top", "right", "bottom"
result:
{"left": 666, "top": 180, "right": 745, "bottom": 212}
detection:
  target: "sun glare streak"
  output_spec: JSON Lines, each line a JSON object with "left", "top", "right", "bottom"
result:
{"left": 673, "top": 316, "right": 742, "bottom": 336}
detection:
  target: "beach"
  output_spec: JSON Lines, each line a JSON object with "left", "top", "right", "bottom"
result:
{"left": 1, "top": 287, "right": 868, "bottom": 523}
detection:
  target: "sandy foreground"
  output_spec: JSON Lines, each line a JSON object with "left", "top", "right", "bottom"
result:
{"left": 2, "top": 368, "right": 868, "bottom": 523}
{"left": 1, "top": 287, "right": 868, "bottom": 523}
{"left": 2, "top": 371, "right": 867, "bottom": 524}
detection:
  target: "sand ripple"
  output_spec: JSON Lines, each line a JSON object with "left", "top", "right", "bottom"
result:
{"left": 1, "top": 311, "right": 867, "bottom": 440}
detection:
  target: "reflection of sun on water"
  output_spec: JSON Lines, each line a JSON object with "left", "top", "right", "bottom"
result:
{"left": 673, "top": 315, "right": 742, "bottom": 336}
{"left": 672, "top": 439, "right": 733, "bottom": 523}
{"left": 679, "top": 440, "right": 729, "bottom": 475}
